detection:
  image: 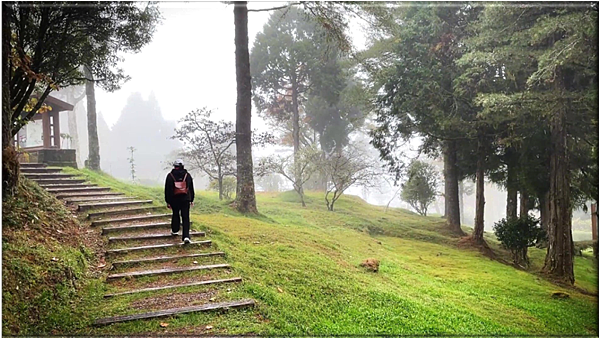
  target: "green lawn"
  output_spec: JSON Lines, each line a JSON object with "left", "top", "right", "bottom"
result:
{"left": 12, "top": 169, "right": 600, "bottom": 336}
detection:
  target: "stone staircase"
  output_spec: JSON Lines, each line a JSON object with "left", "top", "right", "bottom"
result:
{"left": 22, "top": 163, "right": 254, "bottom": 327}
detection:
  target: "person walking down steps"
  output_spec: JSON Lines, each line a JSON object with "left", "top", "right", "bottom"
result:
{"left": 165, "top": 159, "right": 195, "bottom": 244}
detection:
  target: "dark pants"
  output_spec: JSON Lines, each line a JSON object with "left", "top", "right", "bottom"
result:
{"left": 171, "top": 199, "right": 190, "bottom": 241}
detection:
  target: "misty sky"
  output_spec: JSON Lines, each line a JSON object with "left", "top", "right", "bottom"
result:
{"left": 95, "top": 2, "right": 367, "bottom": 131}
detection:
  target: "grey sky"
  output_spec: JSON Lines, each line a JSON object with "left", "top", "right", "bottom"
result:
{"left": 95, "top": 2, "right": 368, "bottom": 130}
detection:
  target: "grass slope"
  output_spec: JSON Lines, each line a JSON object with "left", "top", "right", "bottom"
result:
{"left": 8, "top": 169, "right": 599, "bottom": 336}
{"left": 2, "top": 177, "right": 104, "bottom": 336}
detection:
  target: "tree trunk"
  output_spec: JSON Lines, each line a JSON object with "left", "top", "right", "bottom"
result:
{"left": 506, "top": 150, "right": 518, "bottom": 219}
{"left": 542, "top": 68, "right": 574, "bottom": 285}
{"left": 458, "top": 180, "right": 464, "bottom": 224}
{"left": 66, "top": 86, "right": 85, "bottom": 167}
{"left": 2, "top": 2, "right": 19, "bottom": 197}
{"left": 536, "top": 190, "right": 550, "bottom": 248}
{"left": 233, "top": 2, "right": 257, "bottom": 214}
{"left": 539, "top": 191, "right": 550, "bottom": 232}
{"left": 472, "top": 136, "right": 485, "bottom": 244}
{"left": 519, "top": 191, "right": 530, "bottom": 218}
{"left": 297, "top": 186, "right": 306, "bottom": 207}
{"left": 291, "top": 83, "right": 304, "bottom": 200}
{"left": 2, "top": 3, "right": 10, "bottom": 152}
{"left": 84, "top": 65, "right": 101, "bottom": 171}
{"left": 218, "top": 173, "right": 223, "bottom": 201}
{"left": 443, "top": 140, "right": 464, "bottom": 235}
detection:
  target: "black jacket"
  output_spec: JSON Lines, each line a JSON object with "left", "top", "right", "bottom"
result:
{"left": 165, "top": 168, "right": 195, "bottom": 204}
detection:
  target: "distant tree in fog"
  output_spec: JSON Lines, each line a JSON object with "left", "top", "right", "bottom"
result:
{"left": 108, "top": 92, "right": 181, "bottom": 184}
{"left": 401, "top": 160, "right": 438, "bottom": 216}
{"left": 127, "top": 146, "right": 136, "bottom": 182}
{"left": 255, "top": 173, "right": 286, "bottom": 192}
{"left": 209, "top": 177, "right": 236, "bottom": 200}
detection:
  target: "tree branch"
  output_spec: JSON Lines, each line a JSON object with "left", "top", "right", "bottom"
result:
{"left": 248, "top": 3, "right": 298, "bottom": 12}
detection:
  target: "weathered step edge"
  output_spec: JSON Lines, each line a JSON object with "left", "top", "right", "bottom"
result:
{"left": 66, "top": 196, "right": 135, "bottom": 203}
{"left": 101, "top": 221, "right": 194, "bottom": 234}
{"left": 47, "top": 186, "right": 111, "bottom": 193}
{"left": 78, "top": 200, "right": 152, "bottom": 211}
{"left": 20, "top": 163, "right": 47, "bottom": 168}
{"left": 40, "top": 183, "right": 98, "bottom": 188}
{"left": 105, "top": 239, "right": 211, "bottom": 254}
{"left": 92, "top": 213, "right": 171, "bottom": 226}
{"left": 87, "top": 206, "right": 165, "bottom": 219}
{"left": 32, "top": 178, "right": 86, "bottom": 184}
{"left": 104, "top": 277, "right": 242, "bottom": 298}
{"left": 106, "top": 263, "right": 228, "bottom": 280}
{"left": 108, "top": 231, "right": 205, "bottom": 242}
{"left": 111, "top": 251, "right": 225, "bottom": 268}
{"left": 58, "top": 193, "right": 124, "bottom": 200}
{"left": 25, "top": 173, "right": 76, "bottom": 179}
{"left": 93, "top": 299, "right": 255, "bottom": 326}
{"left": 101, "top": 222, "right": 170, "bottom": 234}
{"left": 20, "top": 168, "right": 63, "bottom": 173}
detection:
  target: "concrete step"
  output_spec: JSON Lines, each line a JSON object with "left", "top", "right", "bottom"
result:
{"left": 32, "top": 178, "right": 86, "bottom": 185}
{"left": 101, "top": 221, "right": 171, "bottom": 235}
{"left": 104, "top": 277, "right": 241, "bottom": 298}
{"left": 25, "top": 173, "right": 76, "bottom": 179}
{"left": 87, "top": 206, "right": 165, "bottom": 219}
{"left": 46, "top": 186, "right": 111, "bottom": 193}
{"left": 106, "top": 263, "right": 228, "bottom": 280}
{"left": 20, "top": 163, "right": 47, "bottom": 168}
{"left": 93, "top": 299, "right": 255, "bottom": 326}
{"left": 20, "top": 167, "right": 63, "bottom": 174}
{"left": 105, "top": 240, "right": 211, "bottom": 255}
{"left": 78, "top": 200, "right": 153, "bottom": 211}
{"left": 91, "top": 213, "right": 171, "bottom": 226}
{"left": 56, "top": 192, "right": 123, "bottom": 200}
{"left": 39, "top": 183, "right": 98, "bottom": 189}
{"left": 108, "top": 231, "right": 205, "bottom": 243}
{"left": 66, "top": 196, "right": 134, "bottom": 203}
{"left": 110, "top": 252, "right": 225, "bottom": 268}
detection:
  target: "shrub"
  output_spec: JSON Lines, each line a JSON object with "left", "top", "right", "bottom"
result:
{"left": 493, "top": 215, "right": 546, "bottom": 267}
{"left": 208, "top": 177, "right": 236, "bottom": 200}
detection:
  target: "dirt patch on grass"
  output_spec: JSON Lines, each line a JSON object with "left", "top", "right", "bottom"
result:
{"left": 130, "top": 290, "right": 219, "bottom": 311}
{"left": 107, "top": 270, "right": 234, "bottom": 290}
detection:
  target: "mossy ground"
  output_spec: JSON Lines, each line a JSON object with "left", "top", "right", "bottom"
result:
{"left": 4, "top": 168, "right": 598, "bottom": 336}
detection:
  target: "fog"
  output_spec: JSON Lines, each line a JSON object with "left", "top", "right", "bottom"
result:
{"left": 53, "top": 2, "right": 592, "bottom": 238}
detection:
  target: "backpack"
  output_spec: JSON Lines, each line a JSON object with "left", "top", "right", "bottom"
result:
{"left": 170, "top": 173, "right": 188, "bottom": 195}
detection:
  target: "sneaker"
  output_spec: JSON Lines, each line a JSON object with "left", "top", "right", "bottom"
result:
{"left": 183, "top": 237, "right": 191, "bottom": 244}
{"left": 171, "top": 231, "right": 179, "bottom": 236}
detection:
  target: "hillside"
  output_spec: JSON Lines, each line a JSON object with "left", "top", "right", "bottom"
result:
{"left": 4, "top": 168, "right": 598, "bottom": 336}
{"left": 2, "top": 177, "right": 103, "bottom": 335}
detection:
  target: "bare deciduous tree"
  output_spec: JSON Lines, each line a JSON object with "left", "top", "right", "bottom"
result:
{"left": 322, "top": 146, "right": 378, "bottom": 211}
{"left": 256, "top": 146, "right": 321, "bottom": 207}
{"left": 173, "top": 107, "right": 272, "bottom": 200}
